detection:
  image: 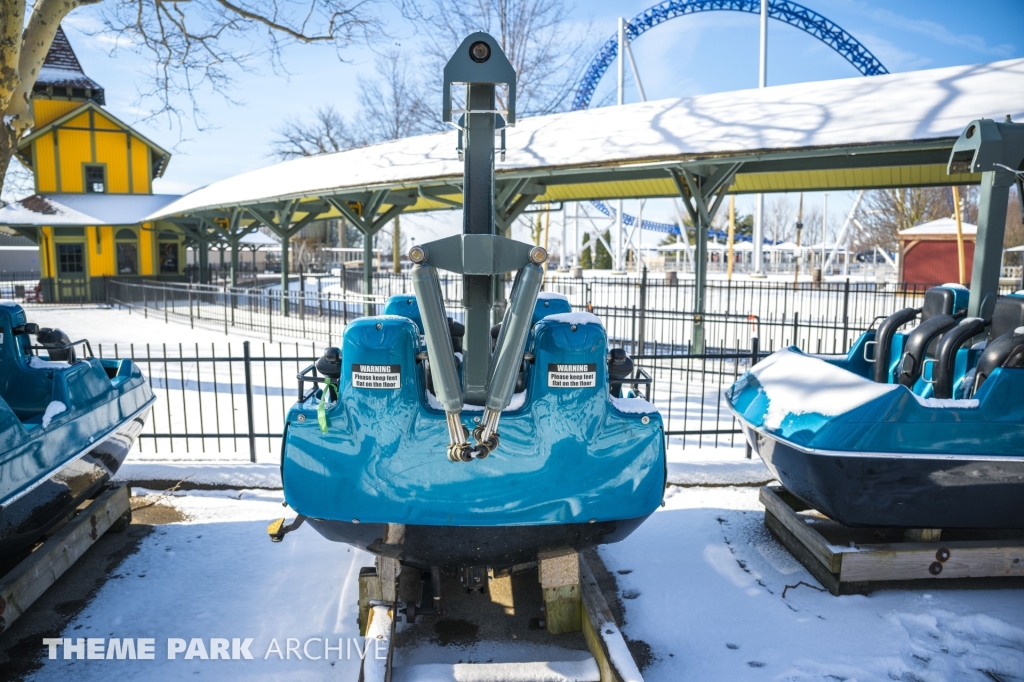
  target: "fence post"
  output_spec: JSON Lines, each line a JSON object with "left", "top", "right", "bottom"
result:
{"left": 243, "top": 340, "right": 257, "bottom": 463}
{"left": 842, "top": 278, "right": 850, "bottom": 353}
{"left": 143, "top": 283, "right": 147, "bottom": 319}
{"left": 188, "top": 284, "right": 194, "bottom": 329}
{"left": 637, "top": 267, "right": 648, "bottom": 355}
{"left": 792, "top": 310, "right": 799, "bottom": 347}
{"left": 746, "top": 336, "right": 760, "bottom": 460}
{"left": 223, "top": 284, "right": 229, "bottom": 336}
{"left": 268, "top": 290, "right": 274, "bottom": 344}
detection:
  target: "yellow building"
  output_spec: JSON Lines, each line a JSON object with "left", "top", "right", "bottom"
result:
{"left": 0, "top": 27, "right": 184, "bottom": 301}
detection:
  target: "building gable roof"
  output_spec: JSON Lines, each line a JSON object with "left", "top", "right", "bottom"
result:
{"left": 18, "top": 100, "right": 171, "bottom": 178}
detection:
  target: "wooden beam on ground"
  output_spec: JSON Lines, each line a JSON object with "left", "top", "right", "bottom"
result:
{"left": 359, "top": 603, "right": 395, "bottom": 682}
{"left": 0, "top": 485, "right": 130, "bottom": 633}
{"left": 579, "top": 553, "right": 644, "bottom": 682}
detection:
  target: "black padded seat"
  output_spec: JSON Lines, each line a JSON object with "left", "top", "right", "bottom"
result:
{"left": 873, "top": 286, "right": 963, "bottom": 384}
{"left": 989, "top": 295, "right": 1024, "bottom": 340}
{"left": 872, "top": 307, "right": 919, "bottom": 383}
{"left": 933, "top": 317, "right": 988, "bottom": 399}
{"left": 970, "top": 295, "right": 1024, "bottom": 394}
{"left": 896, "top": 314, "right": 961, "bottom": 387}
{"left": 973, "top": 330, "right": 1024, "bottom": 394}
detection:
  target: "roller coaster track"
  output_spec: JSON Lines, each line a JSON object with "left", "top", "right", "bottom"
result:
{"left": 574, "top": 0, "right": 887, "bottom": 240}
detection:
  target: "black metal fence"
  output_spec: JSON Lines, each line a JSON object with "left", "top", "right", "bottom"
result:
{"left": 98, "top": 339, "right": 763, "bottom": 461}
{"left": 103, "top": 272, "right": 975, "bottom": 355}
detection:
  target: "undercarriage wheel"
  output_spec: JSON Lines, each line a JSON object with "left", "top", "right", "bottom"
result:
{"left": 469, "top": 444, "right": 490, "bottom": 460}
{"left": 405, "top": 602, "right": 417, "bottom": 624}
{"left": 109, "top": 509, "right": 132, "bottom": 533}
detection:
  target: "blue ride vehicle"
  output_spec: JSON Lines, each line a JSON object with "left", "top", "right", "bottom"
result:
{"left": 727, "top": 284, "right": 1024, "bottom": 528}
{"left": 273, "top": 34, "right": 665, "bottom": 576}
{"left": 0, "top": 303, "right": 155, "bottom": 557}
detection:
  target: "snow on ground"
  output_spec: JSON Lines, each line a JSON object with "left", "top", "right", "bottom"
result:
{"left": 28, "top": 488, "right": 374, "bottom": 682}
{"left": 22, "top": 304, "right": 283, "bottom": 346}
{"left": 26, "top": 479, "right": 1024, "bottom": 681}
{"left": 600, "top": 486, "right": 1024, "bottom": 682}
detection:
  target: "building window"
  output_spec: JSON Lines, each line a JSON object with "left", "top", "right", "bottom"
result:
{"left": 85, "top": 165, "right": 106, "bottom": 193}
{"left": 115, "top": 228, "right": 138, "bottom": 275}
{"left": 57, "top": 243, "right": 84, "bottom": 273}
{"left": 158, "top": 232, "right": 179, "bottom": 273}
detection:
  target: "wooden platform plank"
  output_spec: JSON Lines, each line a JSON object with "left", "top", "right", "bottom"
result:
{"left": 0, "top": 484, "right": 130, "bottom": 634}
{"left": 579, "top": 553, "right": 643, "bottom": 682}
{"left": 764, "top": 511, "right": 847, "bottom": 596}
{"left": 840, "top": 540, "right": 1024, "bottom": 582}
{"left": 759, "top": 485, "right": 840, "bottom": 573}
{"left": 359, "top": 604, "right": 395, "bottom": 682}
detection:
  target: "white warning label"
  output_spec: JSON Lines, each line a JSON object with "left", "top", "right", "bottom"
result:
{"left": 351, "top": 364, "right": 401, "bottom": 390}
{"left": 547, "top": 363, "right": 597, "bottom": 388}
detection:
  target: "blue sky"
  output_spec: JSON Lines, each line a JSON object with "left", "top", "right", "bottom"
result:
{"left": 43, "top": 1, "right": 1024, "bottom": 242}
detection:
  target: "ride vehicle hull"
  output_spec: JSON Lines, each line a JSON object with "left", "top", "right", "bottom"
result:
{"left": 726, "top": 346, "right": 1024, "bottom": 529}
{"left": 0, "top": 304, "right": 155, "bottom": 557}
{"left": 281, "top": 314, "right": 666, "bottom": 569}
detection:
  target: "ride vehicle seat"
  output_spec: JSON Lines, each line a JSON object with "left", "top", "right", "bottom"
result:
{"left": 969, "top": 294, "right": 1024, "bottom": 395}
{"left": 872, "top": 285, "right": 966, "bottom": 384}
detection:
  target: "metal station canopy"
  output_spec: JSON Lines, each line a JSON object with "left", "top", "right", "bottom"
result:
{"left": 150, "top": 57, "right": 1024, "bottom": 227}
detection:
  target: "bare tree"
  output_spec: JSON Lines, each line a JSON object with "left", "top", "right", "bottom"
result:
{"left": 855, "top": 187, "right": 978, "bottom": 251}
{"left": 271, "top": 105, "right": 366, "bottom": 158}
{"left": 271, "top": 52, "right": 436, "bottom": 159}
{"left": 766, "top": 195, "right": 795, "bottom": 243}
{"left": 399, "top": 0, "right": 591, "bottom": 116}
{"left": 1, "top": 0, "right": 382, "bottom": 194}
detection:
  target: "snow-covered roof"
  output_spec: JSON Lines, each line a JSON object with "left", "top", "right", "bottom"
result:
{"left": 0, "top": 194, "right": 183, "bottom": 229}
{"left": 899, "top": 217, "right": 978, "bottom": 237}
{"left": 149, "top": 57, "right": 1024, "bottom": 221}
{"left": 33, "top": 27, "right": 104, "bottom": 103}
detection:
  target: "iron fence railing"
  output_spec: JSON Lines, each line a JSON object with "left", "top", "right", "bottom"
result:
{"left": 107, "top": 273, "right": 997, "bottom": 356}
{"left": 96, "top": 339, "right": 771, "bottom": 461}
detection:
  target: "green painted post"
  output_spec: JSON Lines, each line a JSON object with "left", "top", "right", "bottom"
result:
{"left": 362, "top": 228, "right": 374, "bottom": 317}
{"left": 280, "top": 235, "right": 290, "bottom": 316}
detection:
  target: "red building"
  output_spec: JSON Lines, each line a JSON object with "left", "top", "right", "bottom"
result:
{"left": 898, "top": 218, "right": 976, "bottom": 286}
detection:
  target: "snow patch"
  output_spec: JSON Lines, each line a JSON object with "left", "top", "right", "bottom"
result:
{"left": 537, "top": 291, "right": 569, "bottom": 302}
{"left": 113, "top": 461, "right": 283, "bottom": 489}
{"left": 544, "top": 312, "right": 603, "bottom": 327}
{"left": 913, "top": 396, "right": 980, "bottom": 409}
{"left": 667, "top": 460, "right": 775, "bottom": 487}
{"left": 750, "top": 348, "right": 897, "bottom": 429}
{"left": 41, "top": 401, "right": 66, "bottom": 428}
{"left": 424, "top": 390, "right": 527, "bottom": 413}
{"left": 598, "top": 623, "right": 643, "bottom": 682}
{"left": 941, "top": 282, "right": 969, "bottom": 290}
{"left": 393, "top": 660, "right": 601, "bottom": 682}
{"left": 610, "top": 395, "right": 658, "bottom": 415}
{"left": 0, "top": 300, "right": 21, "bottom": 307}
{"left": 28, "top": 355, "right": 70, "bottom": 369}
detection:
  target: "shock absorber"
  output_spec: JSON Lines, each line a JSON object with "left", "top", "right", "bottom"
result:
{"left": 474, "top": 258, "right": 545, "bottom": 456}
{"left": 410, "top": 260, "right": 472, "bottom": 462}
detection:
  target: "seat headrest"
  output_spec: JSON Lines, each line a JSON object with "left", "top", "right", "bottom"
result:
{"left": 0, "top": 302, "right": 26, "bottom": 328}
{"left": 991, "top": 294, "right": 1024, "bottom": 339}
{"left": 922, "top": 285, "right": 968, "bottom": 321}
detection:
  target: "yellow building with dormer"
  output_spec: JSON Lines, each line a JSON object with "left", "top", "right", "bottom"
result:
{"left": 0, "top": 27, "right": 185, "bottom": 301}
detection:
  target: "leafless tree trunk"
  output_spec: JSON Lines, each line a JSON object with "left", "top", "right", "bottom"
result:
{"left": 1, "top": 0, "right": 382, "bottom": 197}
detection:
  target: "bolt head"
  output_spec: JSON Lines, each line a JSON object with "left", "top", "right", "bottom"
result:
{"left": 297, "top": 414, "right": 306, "bottom": 422}
{"left": 641, "top": 415, "right": 650, "bottom": 425}
{"left": 409, "top": 245, "right": 426, "bottom": 263}
{"left": 530, "top": 246, "right": 548, "bottom": 264}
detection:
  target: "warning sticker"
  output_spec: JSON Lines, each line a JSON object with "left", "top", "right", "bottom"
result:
{"left": 351, "top": 364, "right": 401, "bottom": 390}
{"left": 547, "top": 363, "right": 597, "bottom": 388}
